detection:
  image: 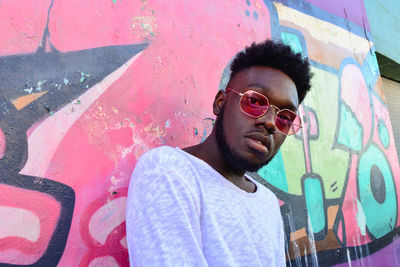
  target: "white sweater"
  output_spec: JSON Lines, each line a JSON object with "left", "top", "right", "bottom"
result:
{"left": 126, "top": 146, "right": 285, "bottom": 267}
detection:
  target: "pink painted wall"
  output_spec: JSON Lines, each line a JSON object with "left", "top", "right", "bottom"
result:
{"left": 0, "top": 0, "right": 398, "bottom": 266}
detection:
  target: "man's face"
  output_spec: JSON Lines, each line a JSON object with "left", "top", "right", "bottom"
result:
{"left": 215, "top": 66, "right": 299, "bottom": 172}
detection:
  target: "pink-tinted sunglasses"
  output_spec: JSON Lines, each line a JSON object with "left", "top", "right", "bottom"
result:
{"left": 226, "top": 88, "right": 302, "bottom": 135}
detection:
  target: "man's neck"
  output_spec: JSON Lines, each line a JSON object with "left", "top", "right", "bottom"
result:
{"left": 183, "top": 133, "right": 256, "bottom": 193}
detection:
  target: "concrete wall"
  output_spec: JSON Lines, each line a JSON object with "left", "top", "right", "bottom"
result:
{"left": 364, "top": 0, "right": 400, "bottom": 65}
{"left": 0, "top": 0, "right": 399, "bottom": 266}
{"left": 364, "top": 0, "right": 400, "bottom": 82}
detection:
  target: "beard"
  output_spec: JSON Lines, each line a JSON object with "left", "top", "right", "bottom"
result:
{"left": 215, "top": 104, "right": 274, "bottom": 172}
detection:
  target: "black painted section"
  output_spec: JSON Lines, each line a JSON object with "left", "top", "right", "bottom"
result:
{"left": 376, "top": 52, "right": 400, "bottom": 83}
{"left": 0, "top": 42, "right": 148, "bottom": 267}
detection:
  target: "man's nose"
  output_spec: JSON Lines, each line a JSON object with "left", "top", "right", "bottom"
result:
{"left": 255, "top": 106, "right": 277, "bottom": 133}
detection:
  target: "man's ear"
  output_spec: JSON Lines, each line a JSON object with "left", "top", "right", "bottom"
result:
{"left": 213, "top": 90, "right": 226, "bottom": 116}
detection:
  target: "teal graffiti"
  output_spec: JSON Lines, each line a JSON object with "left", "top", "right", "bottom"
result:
{"left": 378, "top": 120, "right": 390, "bottom": 148}
{"left": 201, "top": 129, "right": 207, "bottom": 143}
{"left": 281, "top": 32, "right": 303, "bottom": 54}
{"left": 362, "top": 51, "right": 380, "bottom": 89}
{"left": 218, "top": 62, "right": 232, "bottom": 91}
{"left": 336, "top": 102, "right": 363, "bottom": 151}
{"left": 358, "top": 144, "right": 397, "bottom": 239}
{"left": 257, "top": 150, "right": 288, "bottom": 192}
{"left": 367, "top": 53, "right": 379, "bottom": 78}
{"left": 253, "top": 11, "right": 258, "bottom": 20}
{"left": 304, "top": 176, "right": 325, "bottom": 235}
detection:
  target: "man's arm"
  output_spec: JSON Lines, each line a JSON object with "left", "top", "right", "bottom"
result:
{"left": 126, "top": 159, "right": 208, "bottom": 267}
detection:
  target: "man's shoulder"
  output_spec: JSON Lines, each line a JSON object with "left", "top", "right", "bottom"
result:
{"left": 135, "top": 145, "right": 198, "bottom": 175}
{"left": 131, "top": 146, "right": 202, "bottom": 199}
{"left": 138, "top": 146, "right": 182, "bottom": 165}
{"left": 139, "top": 145, "right": 178, "bottom": 160}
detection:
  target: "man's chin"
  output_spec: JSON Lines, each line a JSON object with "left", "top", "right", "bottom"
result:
{"left": 224, "top": 150, "right": 274, "bottom": 173}
{"left": 241, "top": 158, "right": 272, "bottom": 172}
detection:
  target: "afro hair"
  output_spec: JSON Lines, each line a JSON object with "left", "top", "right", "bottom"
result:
{"left": 230, "top": 40, "right": 313, "bottom": 103}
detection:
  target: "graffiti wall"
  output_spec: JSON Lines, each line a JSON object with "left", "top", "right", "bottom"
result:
{"left": 0, "top": 0, "right": 398, "bottom": 266}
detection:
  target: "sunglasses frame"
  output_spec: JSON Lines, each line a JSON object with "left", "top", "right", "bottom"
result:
{"left": 226, "top": 88, "right": 302, "bottom": 135}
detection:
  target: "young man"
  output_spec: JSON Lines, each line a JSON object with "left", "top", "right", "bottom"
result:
{"left": 126, "top": 40, "right": 312, "bottom": 266}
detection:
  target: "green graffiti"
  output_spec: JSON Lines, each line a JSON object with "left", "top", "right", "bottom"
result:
{"left": 80, "top": 72, "right": 90, "bottom": 83}
{"left": 279, "top": 134, "right": 306, "bottom": 195}
{"left": 281, "top": 32, "right": 303, "bottom": 54}
{"left": 358, "top": 144, "right": 397, "bottom": 239}
{"left": 304, "top": 177, "right": 325, "bottom": 234}
{"left": 336, "top": 102, "right": 363, "bottom": 151}
{"left": 257, "top": 150, "right": 288, "bottom": 192}
{"left": 305, "top": 68, "right": 347, "bottom": 199}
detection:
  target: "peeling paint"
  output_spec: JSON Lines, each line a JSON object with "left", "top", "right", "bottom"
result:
{"left": 36, "top": 80, "right": 46, "bottom": 91}
{"left": 24, "top": 86, "right": 34, "bottom": 94}
{"left": 131, "top": 16, "right": 157, "bottom": 38}
{"left": 165, "top": 119, "right": 171, "bottom": 128}
{"left": 144, "top": 123, "right": 165, "bottom": 137}
{"left": 110, "top": 175, "right": 120, "bottom": 188}
{"left": 117, "top": 118, "right": 151, "bottom": 160}
{"left": 80, "top": 72, "right": 90, "bottom": 83}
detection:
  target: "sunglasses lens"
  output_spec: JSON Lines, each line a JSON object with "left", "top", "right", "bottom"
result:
{"left": 233, "top": 89, "right": 302, "bottom": 135}
{"left": 240, "top": 91, "right": 269, "bottom": 117}
{"left": 275, "top": 110, "right": 301, "bottom": 135}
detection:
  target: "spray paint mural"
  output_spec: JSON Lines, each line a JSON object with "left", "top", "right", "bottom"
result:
{"left": 250, "top": 1, "right": 400, "bottom": 266}
{"left": 0, "top": 0, "right": 398, "bottom": 266}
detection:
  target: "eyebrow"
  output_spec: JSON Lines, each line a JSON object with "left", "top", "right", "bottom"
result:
{"left": 246, "top": 83, "right": 298, "bottom": 111}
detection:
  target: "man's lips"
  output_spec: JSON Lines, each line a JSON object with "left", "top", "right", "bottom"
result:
{"left": 244, "top": 133, "right": 271, "bottom": 154}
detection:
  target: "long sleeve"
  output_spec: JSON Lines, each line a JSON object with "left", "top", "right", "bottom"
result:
{"left": 126, "top": 158, "right": 208, "bottom": 267}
